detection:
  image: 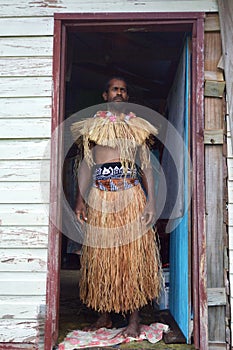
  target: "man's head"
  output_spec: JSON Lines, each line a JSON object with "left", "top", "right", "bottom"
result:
{"left": 102, "top": 77, "right": 129, "bottom": 103}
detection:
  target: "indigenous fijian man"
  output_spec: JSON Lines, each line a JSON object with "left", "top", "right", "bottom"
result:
{"left": 71, "top": 77, "right": 162, "bottom": 338}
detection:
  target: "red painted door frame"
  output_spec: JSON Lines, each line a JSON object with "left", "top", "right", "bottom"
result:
{"left": 45, "top": 12, "right": 206, "bottom": 350}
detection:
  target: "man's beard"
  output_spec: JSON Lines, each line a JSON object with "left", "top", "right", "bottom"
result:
{"left": 107, "top": 101, "right": 129, "bottom": 114}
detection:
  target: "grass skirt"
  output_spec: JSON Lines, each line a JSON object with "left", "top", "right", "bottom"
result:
{"left": 80, "top": 184, "right": 162, "bottom": 313}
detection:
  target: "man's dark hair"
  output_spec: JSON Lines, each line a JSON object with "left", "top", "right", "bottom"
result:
{"left": 104, "top": 76, "right": 128, "bottom": 93}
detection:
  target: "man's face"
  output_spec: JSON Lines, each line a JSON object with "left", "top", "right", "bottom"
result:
{"left": 102, "top": 79, "right": 129, "bottom": 103}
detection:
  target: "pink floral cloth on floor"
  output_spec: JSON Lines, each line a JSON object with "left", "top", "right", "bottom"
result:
{"left": 58, "top": 323, "right": 169, "bottom": 349}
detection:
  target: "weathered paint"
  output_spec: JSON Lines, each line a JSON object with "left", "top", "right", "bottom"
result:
{"left": 0, "top": 140, "right": 50, "bottom": 160}
{"left": 0, "top": 98, "right": 52, "bottom": 118}
{"left": 0, "top": 119, "right": 51, "bottom": 138}
{"left": 0, "top": 344, "right": 37, "bottom": 350}
{"left": 0, "top": 0, "right": 228, "bottom": 348}
{"left": 0, "top": 17, "right": 53, "bottom": 36}
{"left": 0, "top": 204, "right": 49, "bottom": 226}
{"left": 0, "top": 320, "right": 40, "bottom": 343}
{"left": 0, "top": 58, "right": 52, "bottom": 77}
{"left": 191, "top": 17, "right": 208, "bottom": 350}
{"left": 0, "top": 0, "right": 219, "bottom": 17}
{"left": 0, "top": 77, "right": 52, "bottom": 98}
{"left": 0, "top": 226, "right": 48, "bottom": 248}
{"left": 0, "top": 160, "right": 50, "bottom": 182}
{"left": 44, "top": 16, "right": 64, "bottom": 349}
{"left": 0, "top": 37, "right": 53, "bottom": 57}
{"left": 204, "top": 16, "right": 228, "bottom": 347}
{"left": 0, "top": 272, "right": 46, "bottom": 295}
{"left": 0, "top": 182, "right": 50, "bottom": 203}
{"left": 218, "top": 0, "right": 233, "bottom": 340}
{"left": 0, "top": 296, "right": 46, "bottom": 319}
{"left": 0, "top": 249, "right": 47, "bottom": 271}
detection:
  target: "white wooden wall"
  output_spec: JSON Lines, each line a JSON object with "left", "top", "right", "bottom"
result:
{"left": 0, "top": 4, "right": 53, "bottom": 345}
{"left": 0, "top": 0, "right": 219, "bottom": 346}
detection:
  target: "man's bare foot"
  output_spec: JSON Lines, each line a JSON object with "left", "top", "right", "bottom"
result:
{"left": 122, "top": 310, "right": 141, "bottom": 338}
{"left": 83, "top": 312, "right": 112, "bottom": 331}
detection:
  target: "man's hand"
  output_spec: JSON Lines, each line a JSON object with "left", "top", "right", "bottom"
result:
{"left": 75, "top": 200, "right": 87, "bottom": 224}
{"left": 141, "top": 201, "right": 156, "bottom": 227}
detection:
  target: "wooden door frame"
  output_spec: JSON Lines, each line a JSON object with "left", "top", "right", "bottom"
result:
{"left": 44, "top": 12, "right": 206, "bottom": 350}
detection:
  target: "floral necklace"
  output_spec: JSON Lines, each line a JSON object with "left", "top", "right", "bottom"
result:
{"left": 93, "top": 110, "right": 136, "bottom": 122}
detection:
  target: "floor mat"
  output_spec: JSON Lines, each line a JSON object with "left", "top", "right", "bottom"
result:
{"left": 58, "top": 323, "right": 169, "bottom": 349}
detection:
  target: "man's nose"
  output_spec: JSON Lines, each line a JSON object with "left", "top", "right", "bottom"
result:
{"left": 116, "top": 89, "right": 122, "bottom": 95}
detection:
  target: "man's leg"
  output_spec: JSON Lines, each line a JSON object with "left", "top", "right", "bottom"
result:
{"left": 122, "top": 310, "right": 140, "bottom": 338}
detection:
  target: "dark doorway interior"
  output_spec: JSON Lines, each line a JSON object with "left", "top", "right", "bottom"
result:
{"left": 65, "top": 31, "right": 186, "bottom": 114}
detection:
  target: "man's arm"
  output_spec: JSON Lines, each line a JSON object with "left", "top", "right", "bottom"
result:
{"left": 140, "top": 165, "right": 156, "bottom": 227}
{"left": 75, "top": 159, "right": 92, "bottom": 224}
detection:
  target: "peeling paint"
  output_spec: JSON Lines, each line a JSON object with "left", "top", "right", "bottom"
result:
{"left": 2, "top": 174, "right": 20, "bottom": 178}
{"left": 24, "top": 336, "right": 37, "bottom": 342}
{"left": 30, "top": 0, "right": 65, "bottom": 9}
{"left": 134, "top": 2, "right": 146, "bottom": 5}
{"left": 1, "top": 258, "right": 15, "bottom": 263}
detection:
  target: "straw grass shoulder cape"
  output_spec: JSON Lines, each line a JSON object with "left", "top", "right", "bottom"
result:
{"left": 70, "top": 110, "right": 159, "bottom": 169}
{"left": 71, "top": 111, "right": 162, "bottom": 314}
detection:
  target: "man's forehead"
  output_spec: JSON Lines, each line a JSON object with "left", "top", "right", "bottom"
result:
{"left": 109, "top": 79, "right": 127, "bottom": 88}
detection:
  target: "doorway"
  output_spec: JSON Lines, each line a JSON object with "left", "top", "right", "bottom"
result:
{"left": 45, "top": 12, "right": 206, "bottom": 350}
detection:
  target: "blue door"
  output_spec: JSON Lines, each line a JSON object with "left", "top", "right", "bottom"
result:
{"left": 169, "top": 39, "right": 191, "bottom": 342}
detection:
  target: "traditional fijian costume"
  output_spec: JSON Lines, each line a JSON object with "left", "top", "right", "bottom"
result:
{"left": 71, "top": 110, "right": 162, "bottom": 314}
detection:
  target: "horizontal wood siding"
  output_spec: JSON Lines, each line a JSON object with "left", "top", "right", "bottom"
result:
{"left": 0, "top": 57, "right": 52, "bottom": 77}
{"left": 0, "top": 296, "right": 46, "bottom": 319}
{"left": 0, "top": 160, "right": 50, "bottom": 182}
{"left": 0, "top": 98, "right": 52, "bottom": 118}
{"left": 0, "top": 37, "right": 53, "bottom": 57}
{"left": 0, "top": 17, "right": 53, "bottom": 36}
{"left": 0, "top": 11, "right": 52, "bottom": 345}
{"left": 0, "top": 119, "right": 51, "bottom": 139}
{"left": 0, "top": 140, "right": 50, "bottom": 160}
{"left": 0, "top": 77, "right": 52, "bottom": 98}
{"left": 0, "top": 320, "right": 42, "bottom": 343}
{"left": 0, "top": 0, "right": 218, "bottom": 17}
{"left": 0, "top": 183, "right": 50, "bottom": 204}
{"left": 0, "top": 248, "right": 47, "bottom": 272}
{"left": 0, "top": 204, "right": 49, "bottom": 226}
{"left": 0, "top": 227, "right": 49, "bottom": 248}
{"left": 0, "top": 273, "right": 47, "bottom": 295}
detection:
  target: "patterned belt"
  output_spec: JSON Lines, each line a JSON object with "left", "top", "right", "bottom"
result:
{"left": 94, "top": 178, "right": 139, "bottom": 191}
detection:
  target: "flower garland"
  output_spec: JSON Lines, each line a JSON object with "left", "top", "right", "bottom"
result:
{"left": 93, "top": 110, "right": 136, "bottom": 122}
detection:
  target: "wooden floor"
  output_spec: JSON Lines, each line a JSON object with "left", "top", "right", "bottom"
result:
{"left": 58, "top": 268, "right": 195, "bottom": 349}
